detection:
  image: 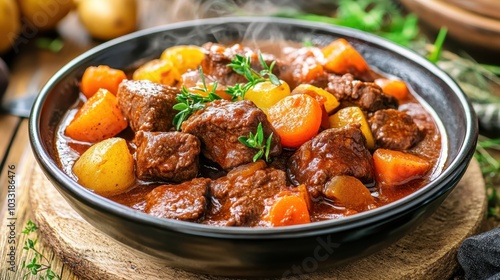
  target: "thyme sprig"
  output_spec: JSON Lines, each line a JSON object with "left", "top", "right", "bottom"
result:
{"left": 172, "top": 67, "right": 221, "bottom": 130}
{"left": 21, "top": 220, "right": 61, "bottom": 280}
{"left": 225, "top": 52, "right": 281, "bottom": 101}
{"left": 238, "top": 122, "right": 273, "bottom": 162}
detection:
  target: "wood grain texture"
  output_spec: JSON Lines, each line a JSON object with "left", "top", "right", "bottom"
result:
{"left": 24, "top": 159, "right": 486, "bottom": 280}
{"left": 401, "top": 0, "right": 500, "bottom": 50}
{"left": 0, "top": 128, "right": 80, "bottom": 280}
{"left": 443, "top": 0, "right": 500, "bottom": 20}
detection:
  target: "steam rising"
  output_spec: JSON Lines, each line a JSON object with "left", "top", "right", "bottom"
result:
{"left": 139, "top": 0, "right": 307, "bottom": 54}
{"left": 160, "top": 0, "right": 302, "bottom": 22}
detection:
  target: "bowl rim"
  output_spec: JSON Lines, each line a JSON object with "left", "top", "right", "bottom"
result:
{"left": 29, "top": 16, "right": 478, "bottom": 238}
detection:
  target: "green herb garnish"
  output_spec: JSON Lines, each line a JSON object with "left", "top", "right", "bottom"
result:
{"left": 225, "top": 52, "right": 280, "bottom": 101}
{"left": 21, "top": 220, "right": 61, "bottom": 280}
{"left": 238, "top": 122, "right": 273, "bottom": 162}
{"left": 172, "top": 67, "right": 221, "bottom": 130}
{"left": 21, "top": 220, "right": 38, "bottom": 235}
{"left": 427, "top": 27, "right": 448, "bottom": 63}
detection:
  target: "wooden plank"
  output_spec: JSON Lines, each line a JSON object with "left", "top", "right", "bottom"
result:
{"left": 0, "top": 120, "right": 79, "bottom": 280}
{"left": 0, "top": 117, "right": 21, "bottom": 220}
{"left": 0, "top": 117, "right": 20, "bottom": 159}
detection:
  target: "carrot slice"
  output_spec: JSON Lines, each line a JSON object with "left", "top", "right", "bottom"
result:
{"left": 292, "top": 84, "right": 339, "bottom": 130}
{"left": 374, "top": 78, "right": 410, "bottom": 101}
{"left": 292, "top": 84, "right": 340, "bottom": 114}
{"left": 322, "top": 38, "right": 370, "bottom": 76}
{"left": 267, "top": 94, "right": 322, "bottom": 148}
{"left": 65, "top": 88, "right": 128, "bottom": 142}
{"left": 80, "top": 65, "right": 127, "bottom": 98}
{"left": 300, "top": 60, "right": 325, "bottom": 84}
{"left": 373, "top": 149, "right": 431, "bottom": 186}
{"left": 266, "top": 195, "right": 311, "bottom": 227}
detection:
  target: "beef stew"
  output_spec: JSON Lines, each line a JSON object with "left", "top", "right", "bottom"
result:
{"left": 55, "top": 39, "right": 444, "bottom": 227}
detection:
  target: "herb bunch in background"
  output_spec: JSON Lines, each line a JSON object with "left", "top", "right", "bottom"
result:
{"left": 275, "top": 0, "right": 420, "bottom": 47}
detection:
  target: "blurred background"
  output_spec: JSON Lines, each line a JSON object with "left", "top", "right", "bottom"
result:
{"left": 1, "top": 0, "right": 500, "bottom": 219}
{"left": 1, "top": 0, "right": 500, "bottom": 58}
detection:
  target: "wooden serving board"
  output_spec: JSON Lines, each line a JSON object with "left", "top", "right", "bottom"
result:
{"left": 29, "top": 160, "right": 487, "bottom": 280}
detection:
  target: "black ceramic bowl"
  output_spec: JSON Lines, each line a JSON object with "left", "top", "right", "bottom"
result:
{"left": 29, "top": 17, "right": 477, "bottom": 277}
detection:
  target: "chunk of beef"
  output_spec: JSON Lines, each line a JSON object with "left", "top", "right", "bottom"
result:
{"left": 369, "top": 109, "right": 422, "bottom": 150}
{"left": 201, "top": 42, "right": 252, "bottom": 86}
{"left": 288, "top": 125, "right": 374, "bottom": 198}
{"left": 326, "top": 74, "right": 398, "bottom": 112}
{"left": 201, "top": 42, "right": 280, "bottom": 87}
{"left": 135, "top": 131, "right": 200, "bottom": 182}
{"left": 117, "top": 79, "right": 179, "bottom": 132}
{"left": 399, "top": 103, "right": 437, "bottom": 133}
{"left": 278, "top": 46, "right": 329, "bottom": 89}
{"left": 206, "top": 162, "right": 288, "bottom": 226}
{"left": 181, "top": 100, "right": 281, "bottom": 170}
{"left": 145, "top": 178, "right": 211, "bottom": 221}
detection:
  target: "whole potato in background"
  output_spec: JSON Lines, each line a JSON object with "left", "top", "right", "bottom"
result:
{"left": 17, "top": 0, "right": 74, "bottom": 31}
{"left": 0, "top": 0, "right": 21, "bottom": 54}
{"left": 0, "top": 58, "right": 9, "bottom": 98}
{"left": 77, "top": 0, "right": 137, "bottom": 41}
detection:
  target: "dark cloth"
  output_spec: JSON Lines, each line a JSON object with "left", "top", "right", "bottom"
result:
{"left": 458, "top": 226, "right": 500, "bottom": 280}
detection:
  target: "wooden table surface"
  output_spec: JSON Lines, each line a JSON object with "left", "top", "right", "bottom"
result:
{"left": 0, "top": 2, "right": 498, "bottom": 279}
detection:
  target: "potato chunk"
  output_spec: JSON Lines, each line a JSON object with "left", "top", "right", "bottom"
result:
{"left": 328, "top": 106, "right": 375, "bottom": 149}
{"left": 73, "top": 138, "right": 135, "bottom": 197}
{"left": 244, "top": 80, "right": 290, "bottom": 114}
{"left": 160, "top": 45, "right": 205, "bottom": 74}
{"left": 132, "top": 59, "right": 180, "bottom": 86}
{"left": 323, "top": 175, "right": 375, "bottom": 212}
